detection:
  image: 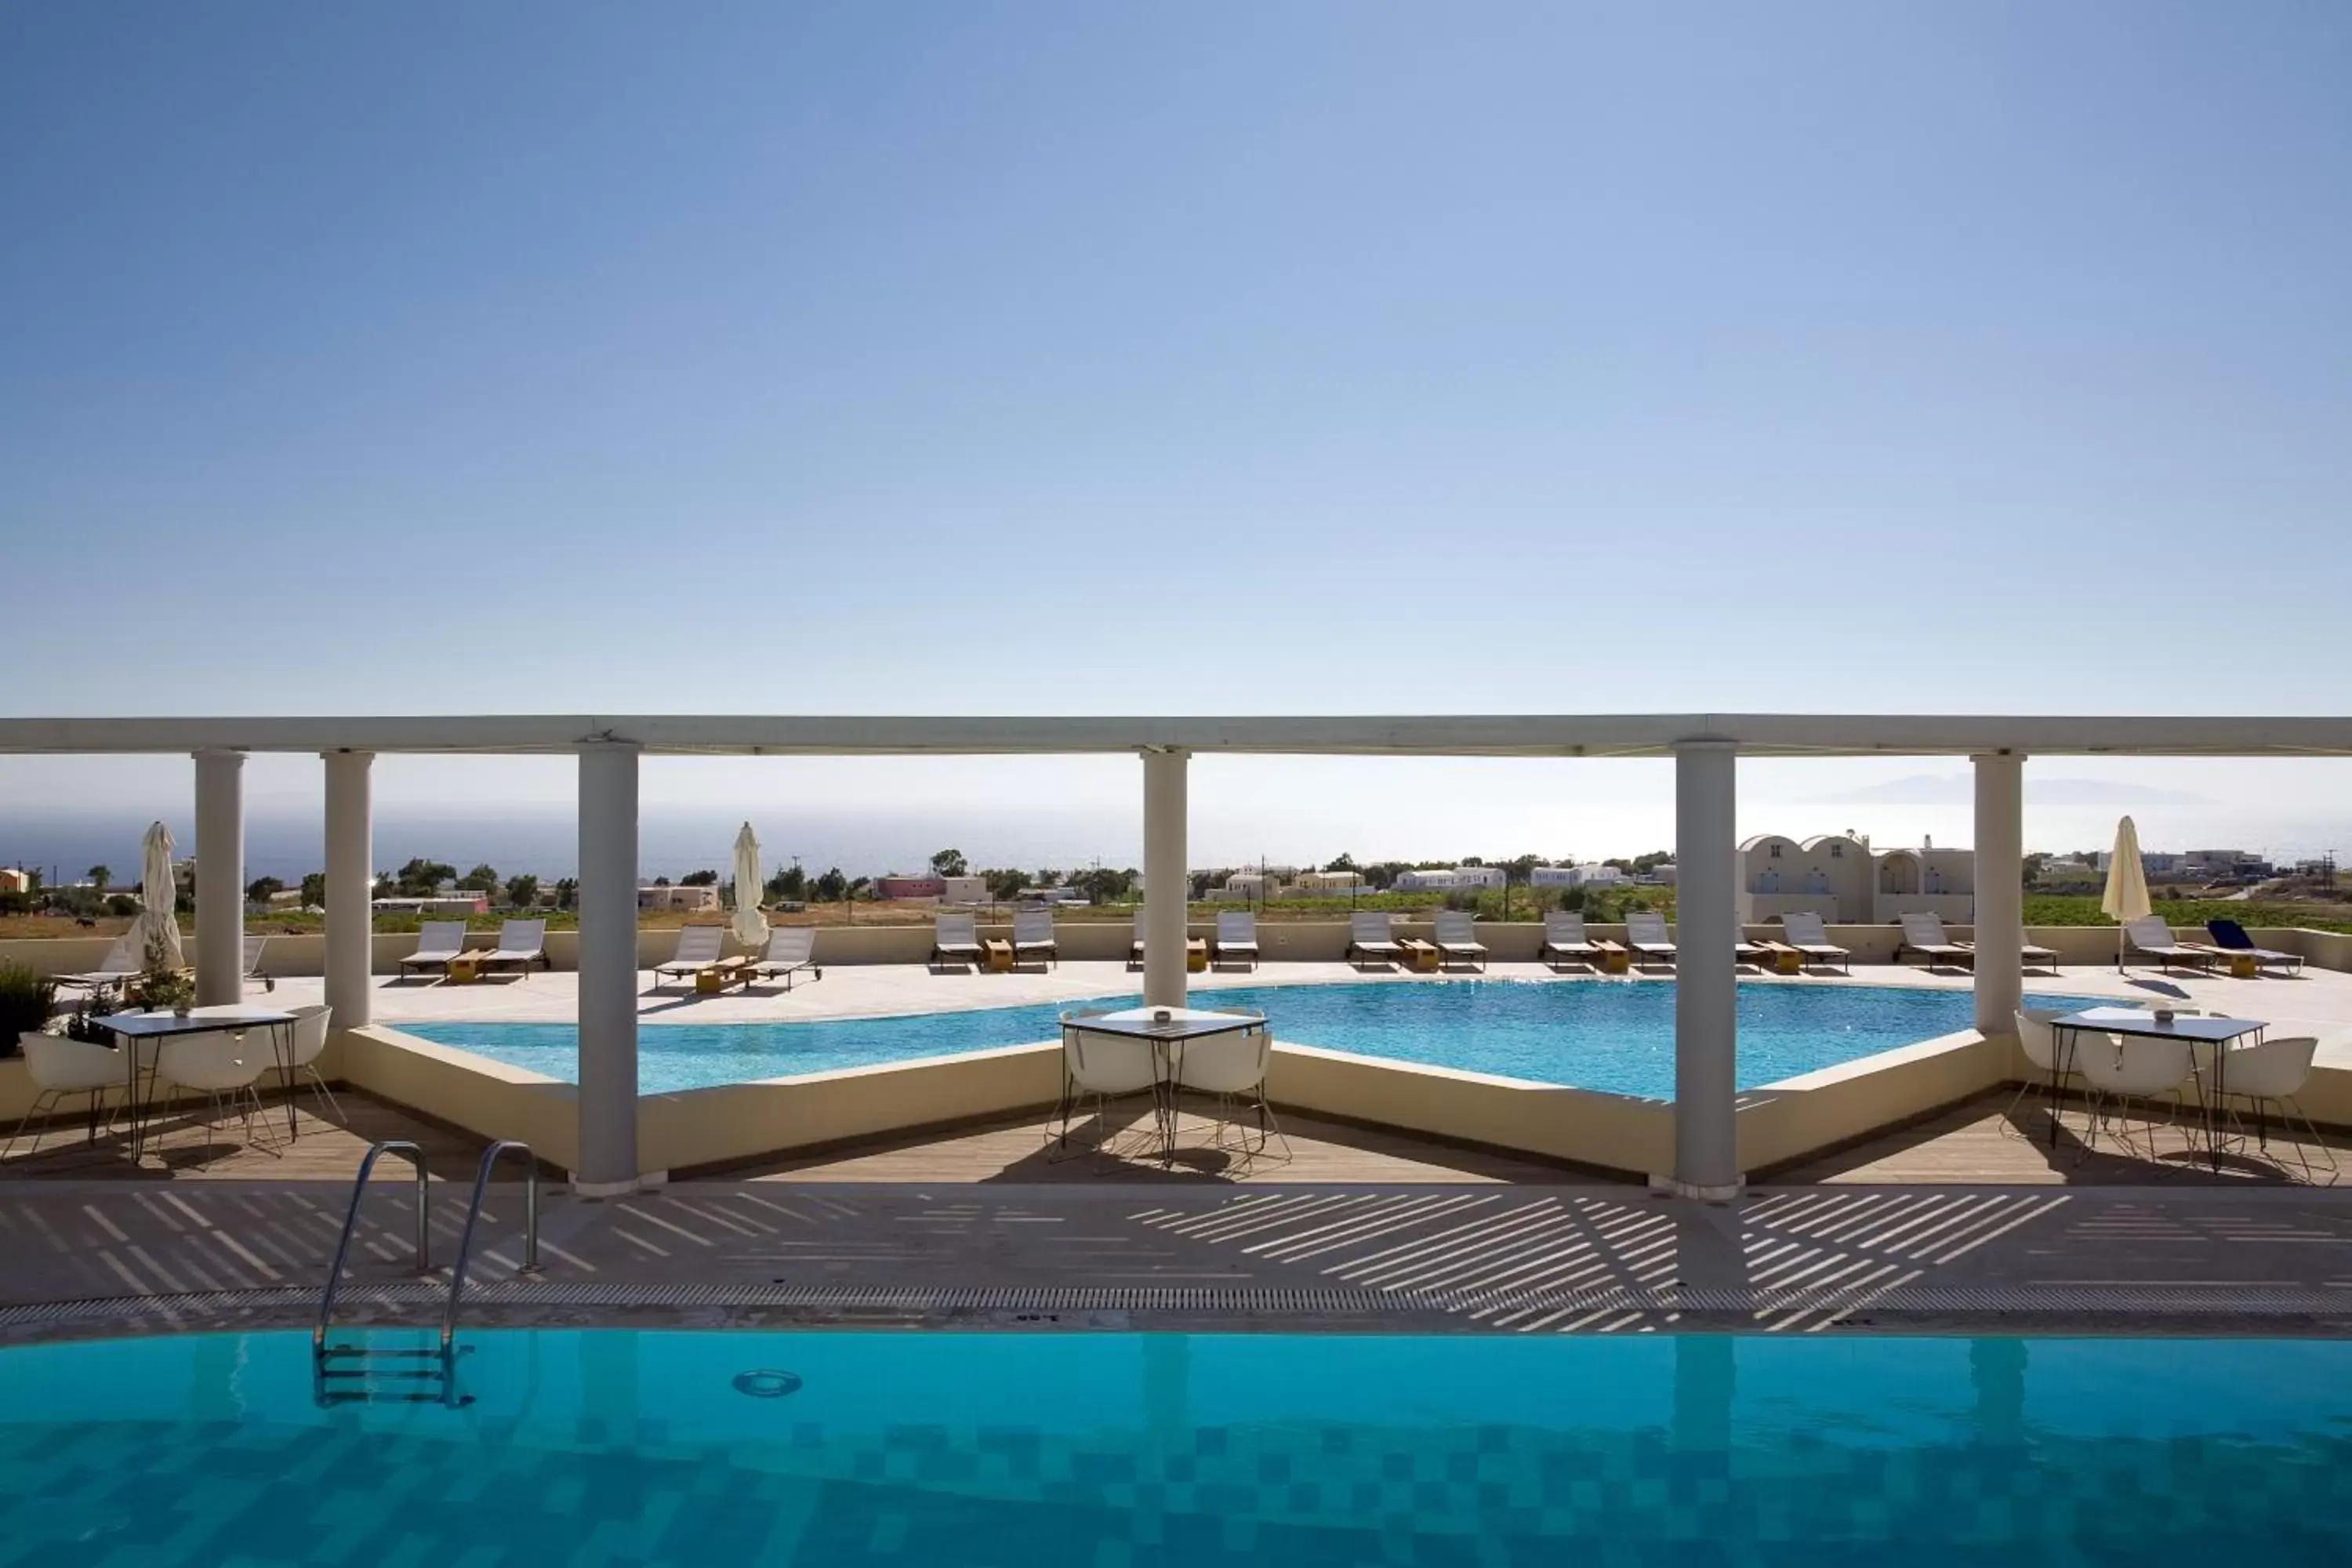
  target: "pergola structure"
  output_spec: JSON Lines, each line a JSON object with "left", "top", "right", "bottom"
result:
{"left": 5, "top": 713, "right": 2347, "bottom": 1199}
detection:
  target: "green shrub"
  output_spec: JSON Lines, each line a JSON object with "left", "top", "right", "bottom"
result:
{"left": 0, "top": 963, "right": 57, "bottom": 1053}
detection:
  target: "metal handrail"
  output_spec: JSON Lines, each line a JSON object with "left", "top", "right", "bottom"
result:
{"left": 314, "top": 1139, "right": 431, "bottom": 1351}
{"left": 440, "top": 1139, "right": 539, "bottom": 1351}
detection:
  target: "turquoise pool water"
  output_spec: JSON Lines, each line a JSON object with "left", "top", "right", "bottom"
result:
{"left": 0, "top": 1330, "right": 2345, "bottom": 1564}
{"left": 405, "top": 981, "right": 2112, "bottom": 1098}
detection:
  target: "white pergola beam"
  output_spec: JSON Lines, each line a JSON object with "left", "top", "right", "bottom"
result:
{"left": 2, "top": 713, "right": 2350, "bottom": 757}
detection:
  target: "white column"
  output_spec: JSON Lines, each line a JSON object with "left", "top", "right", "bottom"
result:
{"left": 193, "top": 748, "right": 245, "bottom": 1007}
{"left": 323, "top": 750, "right": 374, "bottom": 1029}
{"left": 576, "top": 741, "right": 644, "bottom": 1196}
{"left": 1142, "top": 747, "right": 1189, "bottom": 1009}
{"left": 1972, "top": 751, "right": 2025, "bottom": 1035}
{"left": 1663, "top": 739, "right": 1740, "bottom": 1200}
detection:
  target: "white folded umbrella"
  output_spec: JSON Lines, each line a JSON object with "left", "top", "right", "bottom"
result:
{"left": 731, "top": 822, "right": 769, "bottom": 949}
{"left": 136, "top": 820, "right": 184, "bottom": 971}
{"left": 2101, "top": 815, "right": 2152, "bottom": 972}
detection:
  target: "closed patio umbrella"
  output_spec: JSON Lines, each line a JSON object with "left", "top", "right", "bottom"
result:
{"left": 731, "top": 822, "right": 769, "bottom": 949}
{"left": 2101, "top": 815, "right": 2152, "bottom": 972}
{"left": 136, "top": 821, "right": 185, "bottom": 972}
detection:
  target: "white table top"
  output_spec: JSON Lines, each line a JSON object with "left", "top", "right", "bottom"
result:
{"left": 1061, "top": 1004, "right": 1265, "bottom": 1042}
{"left": 97, "top": 1006, "right": 296, "bottom": 1038}
{"left": 2053, "top": 1007, "right": 2265, "bottom": 1044}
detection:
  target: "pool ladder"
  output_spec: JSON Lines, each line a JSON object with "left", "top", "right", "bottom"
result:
{"left": 312, "top": 1138, "right": 539, "bottom": 1407}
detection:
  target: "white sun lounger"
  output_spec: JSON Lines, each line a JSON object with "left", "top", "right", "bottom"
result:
{"left": 1432, "top": 909, "right": 1488, "bottom": 971}
{"left": 478, "top": 919, "right": 549, "bottom": 977}
{"left": 241, "top": 935, "right": 276, "bottom": 992}
{"left": 1624, "top": 911, "right": 1677, "bottom": 966}
{"left": 1128, "top": 918, "right": 1149, "bottom": 971}
{"left": 57, "top": 931, "right": 143, "bottom": 997}
{"left": 1347, "top": 912, "right": 1403, "bottom": 967}
{"left": 1541, "top": 911, "right": 1602, "bottom": 969}
{"left": 2124, "top": 915, "right": 2216, "bottom": 975}
{"left": 753, "top": 927, "right": 817, "bottom": 989}
{"left": 1897, "top": 911, "right": 2058, "bottom": 973}
{"left": 1012, "top": 908, "right": 1058, "bottom": 968}
{"left": 931, "top": 913, "right": 984, "bottom": 969}
{"left": 398, "top": 921, "right": 472, "bottom": 978}
{"left": 655, "top": 925, "right": 728, "bottom": 989}
{"left": 1213, "top": 910, "right": 1259, "bottom": 969}
{"left": 1778, "top": 912, "right": 1852, "bottom": 975}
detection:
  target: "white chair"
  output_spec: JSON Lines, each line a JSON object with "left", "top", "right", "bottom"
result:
{"left": 1624, "top": 911, "right": 1677, "bottom": 966}
{"left": 1541, "top": 911, "right": 1600, "bottom": 970}
{"left": 398, "top": 921, "right": 471, "bottom": 978}
{"left": 5, "top": 1033, "right": 125, "bottom": 1160}
{"left": 654, "top": 925, "right": 727, "bottom": 989}
{"left": 1346, "top": 912, "right": 1401, "bottom": 967}
{"left": 2074, "top": 1033, "right": 2193, "bottom": 1162}
{"left": 1052, "top": 1022, "right": 1164, "bottom": 1165}
{"left": 1433, "top": 910, "right": 1488, "bottom": 971}
{"left": 1213, "top": 910, "right": 1259, "bottom": 970}
{"left": 929, "top": 913, "right": 983, "bottom": 969}
{"left": 276, "top": 1003, "right": 341, "bottom": 1123}
{"left": 1172, "top": 1028, "right": 1287, "bottom": 1163}
{"left": 2005, "top": 1008, "right": 2072, "bottom": 1131}
{"left": 2217, "top": 1036, "right": 2335, "bottom": 1181}
{"left": 1012, "top": 908, "right": 1058, "bottom": 968}
{"left": 753, "top": 927, "right": 817, "bottom": 989}
{"left": 1128, "top": 918, "right": 1149, "bottom": 971}
{"left": 154, "top": 1029, "right": 276, "bottom": 1163}
{"left": 477, "top": 919, "right": 548, "bottom": 977}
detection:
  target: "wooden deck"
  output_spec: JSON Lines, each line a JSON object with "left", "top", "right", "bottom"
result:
{"left": 0, "top": 1087, "right": 492, "bottom": 1182}
{"left": 1771, "top": 1088, "right": 2348, "bottom": 1185}
{"left": 704, "top": 1101, "right": 1596, "bottom": 1184}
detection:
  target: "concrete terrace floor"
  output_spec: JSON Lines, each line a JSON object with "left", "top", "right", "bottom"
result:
{"left": 264, "top": 954, "right": 2352, "bottom": 1062}
{"left": 6, "top": 956, "right": 2350, "bottom": 1344}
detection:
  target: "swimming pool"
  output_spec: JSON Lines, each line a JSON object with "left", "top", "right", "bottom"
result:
{"left": 0, "top": 1330, "right": 2345, "bottom": 1563}
{"left": 405, "top": 980, "right": 2114, "bottom": 1098}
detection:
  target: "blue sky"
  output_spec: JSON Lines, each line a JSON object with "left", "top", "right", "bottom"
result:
{"left": 3, "top": 2, "right": 2348, "bottom": 863}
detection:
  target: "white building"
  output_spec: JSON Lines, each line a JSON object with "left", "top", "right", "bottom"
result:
{"left": 1531, "top": 863, "right": 1628, "bottom": 889}
{"left": 1292, "top": 869, "right": 1367, "bottom": 895}
{"left": 637, "top": 884, "right": 720, "bottom": 913}
{"left": 1735, "top": 833, "right": 1975, "bottom": 926}
{"left": 1392, "top": 865, "right": 1506, "bottom": 892}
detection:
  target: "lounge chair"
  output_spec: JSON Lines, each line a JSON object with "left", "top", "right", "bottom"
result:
{"left": 1540, "top": 911, "right": 1602, "bottom": 969}
{"left": 1624, "top": 911, "right": 1677, "bottom": 967}
{"left": 1212, "top": 910, "right": 1260, "bottom": 970}
{"left": 242, "top": 935, "right": 274, "bottom": 992}
{"left": 477, "top": 918, "right": 549, "bottom": 977}
{"left": 1894, "top": 912, "right": 1975, "bottom": 970}
{"left": 57, "top": 932, "right": 142, "bottom": 998}
{"left": 2199, "top": 918, "right": 2303, "bottom": 976}
{"left": 1128, "top": 918, "right": 1149, "bottom": 971}
{"left": 655, "top": 924, "right": 728, "bottom": 989}
{"left": 753, "top": 927, "right": 818, "bottom": 989}
{"left": 1733, "top": 922, "right": 1769, "bottom": 969}
{"left": 930, "top": 913, "right": 984, "bottom": 970}
{"left": 2123, "top": 915, "right": 2216, "bottom": 975}
{"left": 1012, "top": 908, "right": 1058, "bottom": 968}
{"left": 1432, "top": 909, "right": 1488, "bottom": 971}
{"left": 398, "top": 921, "right": 472, "bottom": 978}
{"left": 1346, "top": 912, "right": 1402, "bottom": 967}
{"left": 1778, "top": 912, "right": 1852, "bottom": 975}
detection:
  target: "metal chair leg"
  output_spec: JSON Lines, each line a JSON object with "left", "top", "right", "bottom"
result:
{"left": 3, "top": 1091, "right": 60, "bottom": 1161}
